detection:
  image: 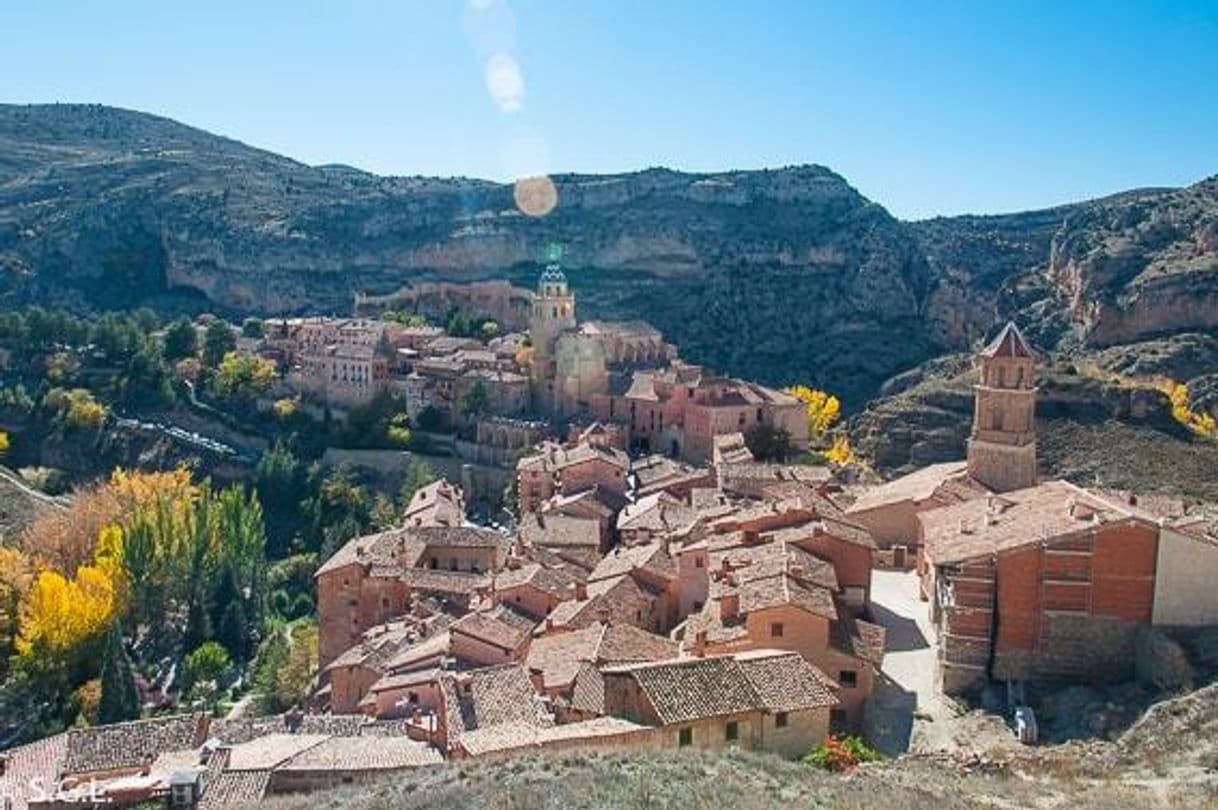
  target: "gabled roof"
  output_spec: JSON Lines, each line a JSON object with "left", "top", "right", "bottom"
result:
{"left": 275, "top": 735, "right": 441, "bottom": 771}
{"left": 846, "top": 461, "right": 983, "bottom": 514}
{"left": 64, "top": 714, "right": 206, "bottom": 776}
{"left": 605, "top": 650, "right": 836, "bottom": 724}
{"left": 438, "top": 664, "right": 552, "bottom": 748}
{"left": 920, "top": 479, "right": 1161, "bottom": 566}
{"left": 526, "top": 621, "right": 678, "bottom": 690}
{"left": 980, "top": 321, "right": 1035, "bottom": 359}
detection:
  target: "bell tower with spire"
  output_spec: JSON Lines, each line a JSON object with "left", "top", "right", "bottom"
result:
{"left": 967, "top": 322, "right": 1038, "bottom": 492}
{"left": 529, "top": 246, "right": 577, "bottom": 411}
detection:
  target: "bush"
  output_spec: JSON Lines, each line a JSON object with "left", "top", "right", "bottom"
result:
{"left": 802, "top": 735, "right": 881, "bottom": 772}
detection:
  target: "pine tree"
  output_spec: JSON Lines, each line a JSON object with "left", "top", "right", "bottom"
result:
{"left": 98, "top": 622, "right": 139, "bottom": 724}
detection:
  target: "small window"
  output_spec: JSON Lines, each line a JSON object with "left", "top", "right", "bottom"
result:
{"left": 775, "top": 712, "right": 789, "bottom": 728}
{"left": 693, "top": 601, "right": 703, "bottom": 611}
{"left": 694, "top": 556, "right": 704, "bottom": 569}
{"left": 770, "top": 622, "right": 784, "bottom": 638}
{"left": 725, "top": 721, "right": 739, "bottom": 742}
{"left": 678, "top": 727, "right": 692, "bottom": 747}
{"left": 839, "top": 670, "right": 858, "bottom": 688}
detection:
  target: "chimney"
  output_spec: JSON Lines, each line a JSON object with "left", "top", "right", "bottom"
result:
{"left": 506, "top": 557, "right": 522, "bottom": 570}
{"left": 719, "top": 592, "right": 740, "bottom": 620}
{"left": 544, "top": 616, "right": 554, "bottom": 632}
{"left": 692, "top": 629, "right": 708, "bottom": 657}
{"left": 789, "top": 564, "right": 805, "bottom": 580}
{"left": 743, "top": 529, "right": 760, "bottom": 545}
{"left": 575, "top": 581, "right": 588, "bottom": 601}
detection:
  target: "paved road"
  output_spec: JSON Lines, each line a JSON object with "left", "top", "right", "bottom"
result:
{"left": 866, "top": 569, "right": 953, "bottom": 754}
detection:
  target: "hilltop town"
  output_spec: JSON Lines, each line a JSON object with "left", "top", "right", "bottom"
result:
{"left": 0, "top": 264, "right": 1215, "bottom": 808}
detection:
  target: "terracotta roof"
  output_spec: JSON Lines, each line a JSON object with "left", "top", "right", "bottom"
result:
{"left": 616, "top": 492, "right": 697, "bottom": 536}
{"left": 546, "top": 575, "right": 660, "bottom": 632}
{"left": 369, "top": 667, "right": 443, "bottom": 694}
{"left": 494, "top": 561, "right": 581, "bottom": 597}
{"left": 517, "top": 441, "right": 629, "bottom": 474}
{"left": 398, "top": 568, "right": 491, "bottom": 595}
{"left": 198, "top": 770, "right": 270, "bottom": 809}
{"left": 439, "top": 663, "right": 552, "bottom": 748}
{"left": 606, "top": 651, "right": 836, "bottom": 725}
{"left": 456, "top": 717, "right": 651, "bottom": 757}
{"left": 588, "top": 542, "right": 676, "bottom": 583}
{"left": 519, "top": 512, "right": 602, "bottom": 549}
{"left": 0, "top": 733, "right": 67, "bottom": 810}
{"left": 831, "top": 615, "right": 887, "bottom": 666}
{"left": 382, "top": 629, "right": 452, "bottom": 672}
{"left": 921, "top": 480, "right": 1161, "bottom": 566}
{"left": 570, "top": 662, "right": 606, "bottom": 715}
{"left": 401, "top": 480, "right": 464, "bottom": 527}
{"left": 64, "top": 714, "right": 205, "bottom": 775}
{"left": 224, "top": 734, "right": 329, "bottom": 771}
{"left": 316, "top": 524, "right": 506, "bottom": 579}
{"left": 526, "top": 622, "right": 678, "bottom": 691}
{"left": 846, "top": 462, "right": 981, "bottom": 514}
{"left": 526, "top": 625, "right": 605, "bottom": 690}
{"left": 451, "top": 607, "right": 536, "bottom": 653}
{"left": 980, "top": 321, "right": 1034, "bottom": 358}
{"left": 276, "top": 736, "right": 441, "bottom": 771}
{"left": 711, "top": 540, "right": 839, "bottom": 592}
{"left": 733, "top": 649, "right": 840, "bottom": 711}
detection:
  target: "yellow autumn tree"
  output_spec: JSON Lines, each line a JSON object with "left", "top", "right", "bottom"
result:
{"left": 1160, "top": 381, "right": 1217, "bottom": 438}
{"left": 824, "top": 434, "right": 858, "bottom": 465}
{"left": 16, "top": 564, "right": 116, "bottom": 657}
{"left": 21, "top": 467, "right": 198, "bottom": 576}
{"left": 785, "top": 385, "right": 842, "bottom": 440}
{"left": 0, "top": 547, "right": 33, "bottom": 666}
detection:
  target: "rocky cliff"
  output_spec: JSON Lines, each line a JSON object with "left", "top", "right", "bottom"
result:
{"left": 0, "top": 103, "right": 1215, "bottom": 407}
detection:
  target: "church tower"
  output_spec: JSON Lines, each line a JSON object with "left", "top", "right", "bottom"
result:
{"left": 967, "top": 322, "right": 1038, "bottom": 492}
{"left": 529, "top": 262, "right": 577, "bottom": 410}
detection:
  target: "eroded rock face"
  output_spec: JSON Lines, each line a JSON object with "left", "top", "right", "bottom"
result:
{"left": 1042, "top": 181, "right": 1218, "bottom": 348}
{"left": 0, "top": 104, "right": 937, "bottom": 404}
{"left": 0, "top": 103, "right": 1214, "bottom": 405}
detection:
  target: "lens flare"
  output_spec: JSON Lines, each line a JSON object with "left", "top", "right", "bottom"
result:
{"left": 514, "top": 175, "right": 558, "bottom": 217}
{"left": 485, "top": 53, "right": 524, "bottom": 112}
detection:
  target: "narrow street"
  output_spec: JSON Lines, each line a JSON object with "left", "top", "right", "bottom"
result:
{"left": 865, "top": 569, "right": 952, "bottom": 754}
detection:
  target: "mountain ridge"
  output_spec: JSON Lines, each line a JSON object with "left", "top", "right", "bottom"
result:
{"left": 1, "top": 103, "right": 1215, "bottom": 405}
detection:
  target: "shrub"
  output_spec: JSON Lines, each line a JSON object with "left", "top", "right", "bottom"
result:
{"left": 802, "top": 735, "right": 881, "bottom": 773}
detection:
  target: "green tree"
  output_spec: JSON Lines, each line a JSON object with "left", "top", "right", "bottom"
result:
{"left": 202, "top": 319, "right": 236, "bottom": 367}
{"left": 255, "top": 443, "right": 309, "bottom": 558}
{"left": 182, "top": 641, "right": 230, "bottom": 695}
{"left": 210, "top": 352, "right": 277, "bottom": 400}
{"left": 460, "top": 377, "right": 490, "bottom": 418}
{"left": 163, "top": 318, "right": 198, "bottom": 360}
{"left": 745, "top": 422, "right": 794, "bottom": 462}
{"left": 241, "top": 317, "right": 264, "bottom": 339}
{"left": 97, "top": 622, "right": 139, "bottom": 724}
{"left": 479, "top": 320, "right": 501, "bottom": 341}
{"left": 218, "top": 600, "right": 250, "bottom": 664}
{"left": 398, "top": 457, "right": 438, "bottom": 512}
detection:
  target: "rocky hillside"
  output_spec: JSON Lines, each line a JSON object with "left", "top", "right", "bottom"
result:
{"left": 0, "top": 103, "right": 1215, "bottom": 406}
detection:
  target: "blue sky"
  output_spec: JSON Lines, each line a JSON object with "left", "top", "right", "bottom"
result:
{"left": 3, "top": 0, "right": 1216, "bottom": 218}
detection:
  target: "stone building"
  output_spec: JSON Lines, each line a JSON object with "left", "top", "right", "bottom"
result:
{"left": 528, "top": 263, "right": 675, "bottom": 416}
{"left": 515, "top": 441, "right": 630, "bottom": 515}
{"left": 315, "top": 525, "right": 509, "bottom": 665}
{"left": 600, "top": 650, "right": 838, "bottom": 758}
